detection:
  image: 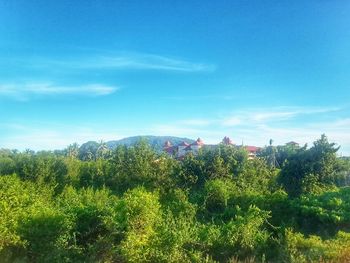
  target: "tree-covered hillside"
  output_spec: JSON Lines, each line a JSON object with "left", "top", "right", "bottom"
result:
{"left": 106, "top": 135, "right": 194, "bottom": 150}
{"left": 77, "top": 136, "right": 195, "bottom": 160}
{"left": 1, "top": 135, "right": 350, "bottom": 262}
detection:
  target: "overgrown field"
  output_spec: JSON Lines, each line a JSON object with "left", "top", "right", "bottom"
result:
{"left": 1, "top": 135, "right": 350, "bottom": 262}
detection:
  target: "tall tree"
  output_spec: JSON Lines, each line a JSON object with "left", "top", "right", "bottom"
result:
{"left": 279, "top": 135, "right": 342, "bottom": 196}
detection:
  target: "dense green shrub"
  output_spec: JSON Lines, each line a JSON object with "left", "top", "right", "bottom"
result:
{"left": 282, "top": 229, "right": 350, "bottom": 262}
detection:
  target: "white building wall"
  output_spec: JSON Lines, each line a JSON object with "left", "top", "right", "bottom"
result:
{"left": 178, "top": 146, "right": 187, "bottom": 157}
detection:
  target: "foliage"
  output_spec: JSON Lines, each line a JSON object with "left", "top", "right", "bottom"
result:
{"left": 289, "top": 187, "right": 350, "bottom": 235}
{"left": 199, "top": 205, "right": 271, "bottom": 261}
{"left": 0, "top": 135, "right": 350, "bottom": 262}
{"left": 282, "top": 229, "right": 350, "bottom": 262}
{"left": 279, "top": 134, "right": 344, "bottom": 197}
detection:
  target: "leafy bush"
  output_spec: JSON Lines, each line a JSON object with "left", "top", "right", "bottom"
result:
{"left": 283, "top": 229, "right": 350, "bottom": 262}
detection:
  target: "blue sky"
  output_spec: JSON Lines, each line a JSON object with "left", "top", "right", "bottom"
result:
{"left": 1, "top": 0, "right": 350, "bottom": 155}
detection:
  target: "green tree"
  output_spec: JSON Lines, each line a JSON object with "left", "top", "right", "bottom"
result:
{"left": 65, "top": 143, "right": 79, "bottom": 159}
{"left": 279, "top": 135, "right": 342, "bottom": 197}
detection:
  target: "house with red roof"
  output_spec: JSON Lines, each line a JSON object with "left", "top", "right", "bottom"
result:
{"left": 163, "top": 138, "right": 205, "bottom": 158}
{"left": 244, "top": 145, "right": 261, "bottom": 159}
{"left": 163, "top": 141, "right": 176, "bottom": 155}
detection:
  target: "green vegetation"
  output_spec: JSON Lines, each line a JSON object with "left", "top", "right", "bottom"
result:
{"left": 79, "top": 136, "right": 194, "bottom": 159}
{"left": 0, "top": 135, "right": 350, "bottom": 262}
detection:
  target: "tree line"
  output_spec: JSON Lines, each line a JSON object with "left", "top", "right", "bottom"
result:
{"left": 1, "top": 135, "right": 350, "bottom": 262}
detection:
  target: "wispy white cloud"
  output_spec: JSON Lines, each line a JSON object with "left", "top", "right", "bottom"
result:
{"left": 0, "top": 51, "right": 213, "bottom": 100}
{"left": 159, "top": 106, "right": 333, "bottom": 130}
{"left": 221, "top": 106, "right": 340, "bottom": 126}
{"left": 11, "top": 52, "right": 215, "bottom": 73}
{"left": 221, "top": 117, "right": 242, "bottom": 126}
{"left": 87, "top": 53, "right": 215, "bottom": 72}
{"left": 0, "top": 83, "right": 118, "bottom": 100}
{"left": 1, "top": 106, "right": 350, "bottom": 155}
{"left": 148, "top": 106, "right": 350, "bottom": 154}
{"left": 251, "top": 107, "right": 339, "bottom": 122}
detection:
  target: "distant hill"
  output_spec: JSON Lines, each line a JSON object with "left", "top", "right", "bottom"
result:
{"left": 79, "top": 136, "right": 195, "bottom": 156}
{"left": 106, "top": 135, "right": 194, "bottom": 152}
